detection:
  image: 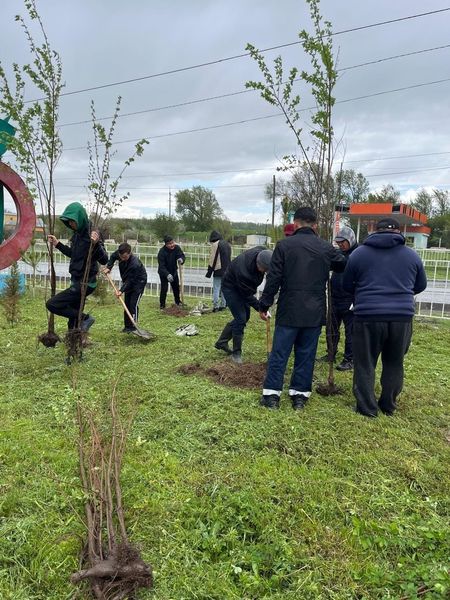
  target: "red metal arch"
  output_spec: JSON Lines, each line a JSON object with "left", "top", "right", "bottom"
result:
{"left": 0, "top": 162, "right": 36, "bottom": 270}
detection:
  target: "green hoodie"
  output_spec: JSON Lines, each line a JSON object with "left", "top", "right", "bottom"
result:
{"left": 60, "top": 202, "right": 89, "bottom": 232}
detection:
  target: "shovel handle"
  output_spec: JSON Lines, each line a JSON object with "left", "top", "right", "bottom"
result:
{"left": 103, "top": 271, "right": 138, "bottom": 327}
{"left": 178, "top": 261, "right": 185, "bottom": 304}
{"left": 266, "top": 318, "right": 272, "bottom": 354}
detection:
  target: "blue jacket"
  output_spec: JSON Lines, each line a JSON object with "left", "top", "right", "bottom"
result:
{"left": 342, "top": 232, "right": 427, "bottom": 319}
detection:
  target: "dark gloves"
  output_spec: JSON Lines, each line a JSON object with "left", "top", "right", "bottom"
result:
{"left": 205, "top": 266, "right": 213, "bottom": 278}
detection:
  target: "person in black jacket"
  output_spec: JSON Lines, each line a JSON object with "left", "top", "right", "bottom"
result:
{"left": 206, "top": 230, "right": 232, "bottom": 311}
{"left": 214, "top": 247, "right": 272, "bottom": 364}
{"left": 47, "top": 202, "right": 108, "bottom": 331}
{"left": 343, "top": 218, "right": 427, "bottom": 417}
{"left": 317, "top": 226, "right": 358, "bottom": 371}
{"left": 157, "top": 235, "right": 185, "bottom": 309}
{"left": 259, "top": 207, "right": 346, "bottom": 410}
{"left": 103, "top": 242, "right": 147, "bottom": 333}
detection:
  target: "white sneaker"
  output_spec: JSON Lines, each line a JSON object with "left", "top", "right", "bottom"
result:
{"left": 175, "top": 324, "right": 190, "bottom": 336}
{"left": 185, "top": 324, "right": 199, "bottom": 336}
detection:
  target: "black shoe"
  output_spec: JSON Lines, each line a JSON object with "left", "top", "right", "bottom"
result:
{"left": 218, "top": 306, "right": 226, "bottom": 311}
{"left": 336, "top": 359, "right": 353, "bottom": 371}
{"left": 160, "top": 306, "right": 165, "bottom": 310}
{"left": 352, "top": 407, "right": 377, "bottom": 418}
{"left": 212, "top": 307, "right": 219, "bottom": 313}
{"left": 291, "top": 394, "right": 308, "bottom": 410}
{"left": 122, "top": 327, "right": 135, "bottom": 334}
{"left": 316, "top": 354, "right": 335, "bottom": 363}
{"left": 81, "top": 315, "right": 95, "bottom": 332}
{"left": 214, "top": 341, "right": 232, "bottom": 354}
{"left": 260, "top": 394, "right": 280, "bottom": 410}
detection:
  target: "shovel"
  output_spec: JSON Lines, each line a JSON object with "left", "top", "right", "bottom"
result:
{"left": 178, "top": 261, "right": 187, "bottom": 307}
{"left": 104, "top": 272, "right": 154, "bottom": 341}
{"left": 266, "top": 317, "right": 272, "bottom": 360}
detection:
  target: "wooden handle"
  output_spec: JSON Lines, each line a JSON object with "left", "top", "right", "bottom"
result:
{"left": 104, "top": 271, "right": 137, "bottom": 327}
{"left": 178, "top": 262, "right": 184, "bottom": 303}
{"left": 266, "top": 318, "right": 272, "bottom": 353}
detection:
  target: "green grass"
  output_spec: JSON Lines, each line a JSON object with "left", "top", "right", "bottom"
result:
{"left": 0, "top": 294, "right": 449, "bottom": 599}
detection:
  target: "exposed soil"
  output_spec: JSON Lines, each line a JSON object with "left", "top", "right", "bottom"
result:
{"left": 38, "top": 331, "right": 61, "bottom": 347}
{"left": 162, "top": 305, "right": 189, "bottom": 317}
{"left": 178, "top": 360, "right": 267, "bottom": 388}
{"left": 315, "top": 381, "right": 344, "bottom": 396}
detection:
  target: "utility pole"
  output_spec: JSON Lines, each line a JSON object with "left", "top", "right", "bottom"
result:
{"left": 271, "top": 174, "right": 276, "bottom": 228}
{"left": 168, "top": 187, "right": 172, "bottom": 218}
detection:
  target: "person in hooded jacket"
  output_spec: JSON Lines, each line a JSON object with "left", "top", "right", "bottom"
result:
{"left": 317, "top": 226, "right": 358, "bottom": 371}
{"left": 157, "top": 235, "right": 185, "bottom": 309}
{"left": 47, "top": 202, "right": 108, "bottom": 331}
{"left": 343, "top": 218, "right": 427, "bottom": 417}
{"left": 103, "top": 242, "right": 147, "bottom": 333}
{"left": 206, "top": 230, "right": 232, "bottom": 311}
{"left": 214, "top": 247, "right": 272, "bottom": 363}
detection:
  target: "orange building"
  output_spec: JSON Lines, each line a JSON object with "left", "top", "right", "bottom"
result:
{"left": 335, "top": 203, "right": 430, "bottom": 249}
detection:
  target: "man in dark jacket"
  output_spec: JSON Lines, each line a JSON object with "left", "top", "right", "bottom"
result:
{"left": 157, "top": 235, "right": 185, "bottom": 309}
{"left": 343, "top": 217, "right": 427, "bottom": 417}
{"left": 259, "top": 207, "right": 346, "bottom": 410}
{"left": 206, "top": 230, "right": 232, "bottom": 311}
{"left": 317, "top": 225, "right": 358, "bottom": 371}
{"left": 103, "top": 242, "right": 147, "bottom": 333}
{"left": 215, "top": 247, "right": 272, "bottom": 363}
{"left": 47, "top": 202, "right": 108, "bottom": 331}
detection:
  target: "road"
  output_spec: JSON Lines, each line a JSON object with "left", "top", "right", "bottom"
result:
{"left": 19, "top": 261, "right": 450, "bottom": 306}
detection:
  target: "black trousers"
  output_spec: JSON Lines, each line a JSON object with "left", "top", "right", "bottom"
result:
{"left": 123, "top": 286, "right": 145, "bottom": 329}
{"left": 326, "top": 304, "right": 354, "bottom": 360}
{"left": 352, "top": 320, "right": 412, "bottom": 416}
{"left": 159, "top": 275, "right": 180, "bottom": 308}
{"left": 46, "top": 284, "right": 94, "bottom": 329}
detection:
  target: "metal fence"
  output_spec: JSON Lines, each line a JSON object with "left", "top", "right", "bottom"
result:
{"left": 16, "top": 242, "right": 450, "bottom": 319}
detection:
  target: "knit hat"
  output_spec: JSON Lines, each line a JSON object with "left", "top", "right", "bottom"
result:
{"left": 376, "top": 218, "right": 400, "bottom": 231}
{"left": 256, "top": 249, "right": 273, "bottom": 270}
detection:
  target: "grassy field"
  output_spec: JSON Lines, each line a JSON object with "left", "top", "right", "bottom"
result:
{"left": 0, "top": 293, "right": 449, "bottom": 599}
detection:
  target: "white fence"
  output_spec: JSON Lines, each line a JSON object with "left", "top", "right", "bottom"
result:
{"left": 15, "top": 242, "right": 450, "bottom": 319}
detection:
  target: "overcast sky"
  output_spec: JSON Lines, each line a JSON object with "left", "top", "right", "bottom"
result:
{"left": 2, "top": 0, "right": 450, "bottom": 222}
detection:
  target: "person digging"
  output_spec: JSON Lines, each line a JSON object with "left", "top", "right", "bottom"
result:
{"left": 103, "top": 242, "right": 147, "bottom": 333}
{"left": 46, "top": 202, "right": 108, "bottom": 332}
{"left": 157, "top": 235, "right": 185, "bottom": 309}
{"left": 214, "top": 247, "right": 272, "bottom": 364}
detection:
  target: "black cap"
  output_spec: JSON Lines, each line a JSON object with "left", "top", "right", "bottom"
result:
{"left": 376, "top": 218, "right": 400, "bottom": 231}
{"left": 293, "top": 206, "right": 317, "bottom": 223}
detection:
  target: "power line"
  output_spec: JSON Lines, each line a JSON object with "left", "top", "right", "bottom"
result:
{"left": 63, "top": 76, "right": 450, "bottom": 151}
{"left": 59, "top": 43, "right": 450, "bottom": 128}
{"left": 27, "top": 7, "right": 450, "bottom": 102}
{"left": 53, "top": 151, "right": 450, "bottom": 181}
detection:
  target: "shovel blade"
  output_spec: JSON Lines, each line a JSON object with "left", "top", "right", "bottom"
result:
{"left": 131, "top": 328, "right": 155, "bottom": 341}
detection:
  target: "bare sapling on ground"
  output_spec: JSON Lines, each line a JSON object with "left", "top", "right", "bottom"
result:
{"left": 316, "top": 279, "right": 344, "bottom": 396}
{"left": 71, "top": 385, "right": 153, "bottom": 599}
{"left": 179, "top": 360, "right": 267, "bottom": 388}
{"left": 0, "top": 1, "right": 63, "bottom": 348}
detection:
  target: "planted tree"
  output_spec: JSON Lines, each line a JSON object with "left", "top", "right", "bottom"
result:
{"left": 247, "top": 0, "right": 342, "bottom": 394}
{"left": 246, "top": 0, "right": 337, "bottom": 237}
{"left": 65, "top": 97, "right": 148, "bottom": 363}
{"left": 0, "top": 0, "right": 63, "bottom": 347}
{"left": 1, "top": 261, "right": 22, "bottom": 325}
{"left": 21, "top": 236, "right": 46, "bottom": 294}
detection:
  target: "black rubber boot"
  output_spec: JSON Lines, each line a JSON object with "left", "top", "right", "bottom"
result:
{"left": 231, "top": 334, "right": 244, "bottom": 364}
{"left": 214, "top": 322, "right": 233, "bottom": 354}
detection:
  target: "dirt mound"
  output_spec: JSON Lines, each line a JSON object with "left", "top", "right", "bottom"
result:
{"left": 178, "top": 360, "right": 267, "bottom": 388}
{"left": 162, "top": 305, "right": 189, "bottom": 317}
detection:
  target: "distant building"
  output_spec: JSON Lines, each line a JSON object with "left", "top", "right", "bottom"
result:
{"left": 335, "top": 203, "right": 430, "bottom": 249}
{"left": 246, "top": 234, "right": 271, "bottom": 246}
{"left": 3, "top": 211, "right": 43, "bottom": 236}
